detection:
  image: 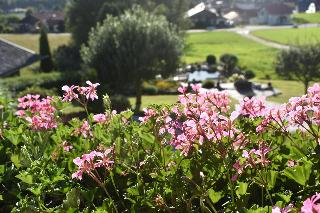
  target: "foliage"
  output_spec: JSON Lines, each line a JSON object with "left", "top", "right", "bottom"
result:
{"left": 2, "top": 81, "right": 320, "bottom": 211}
{"left": 220, "top": 53, "right": 239, "bottom": 77}
{"left": 39, "top": 27, "right": 54, "bottom": 72}
{"left": 0, "top": 0, "right": 67, "bottom": 10}
{"left": 275, "top": 44, "right": 320, "bottom": 93}
{"left": 0, "top": 72, "right": 81, "bottom": 95}
{"left": 154, "top": 80, "right": 180, "bottom": 93}
{"left": 202, "top": 80, "right": 215, "bottom": 89}
{"left": 17, "top": 86, "right": 57, "bottom": 98}
{"left": 53, "top": 44, "right": 81, "bottom": 72}
{"left": 65, "top": 0, "right": 106, "bottom": 47}
{"left": 0, "top": 14, "right": 20, "bottom": 33}
{"left": 81, "top": 6, "right": 183, "bottom": 111}
{"left": 244, "top": 70, "right": 256, "bottom": 80}
{"left": 110, "top": 95, "right": 132, "bottom": 112}
{"left": 142, "top": 84, "right": 158, "bottom": 95}
{"left": 206, "top": 54, "right": 216, "bottom": 65}
{"left": 65, "top": 0, "right": 191, "bottom": 48}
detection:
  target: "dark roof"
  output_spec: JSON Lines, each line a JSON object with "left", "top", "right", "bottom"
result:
{"left": 21, "top": 11, "right": 64, "bottom": 24}
{"left": 33, "top": 11, "right": 65, "bottom": 21}
{"left": 0, "top": 39, "right": 41, "bottom": 77}
{"left": 263, "top": 3, "right": 294, "bottom": 15}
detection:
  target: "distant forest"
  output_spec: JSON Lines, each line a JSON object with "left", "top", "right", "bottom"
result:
{"left": 0, "top": 0, "right": 67, "bottom": 10}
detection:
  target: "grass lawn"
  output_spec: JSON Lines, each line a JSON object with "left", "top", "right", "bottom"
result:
{"left": 129, "top": 94, "right": 238, "bottom": 110}
{"left": 0, "top": 33, "right": 71, "bottom": 53}
{"left": 129, "top": 95, "right": 180, "bottom": 109}
{"left": 185, "top": 31, "right": 279, "bottom": 79}
{"left": 292, "top": 12, "right": 320, "bottom": 24}
{"left": 252, "top": 27, "right": 320, "bottom": 45}
{"left": 255, "top": 80, "right": 320, "bottom": 103}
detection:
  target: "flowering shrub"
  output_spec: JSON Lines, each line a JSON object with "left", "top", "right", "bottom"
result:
{"left": 1, "top": 81, "right": 320, "bottom": 212}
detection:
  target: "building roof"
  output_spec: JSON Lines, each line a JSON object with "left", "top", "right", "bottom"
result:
{"left": 33, "top": 11, "right": 65, "bottom": 21}
{"left": 187, "top": 2, "right": 218, "bottom": 17}
{"left": 0, "top": 39, "right": 41, "bottom": 77}
{"left": 21, "top": 11, "right": 64, "bottom": 24}
{"left": 263, "top": 3, "right": 294, "bottom": 15}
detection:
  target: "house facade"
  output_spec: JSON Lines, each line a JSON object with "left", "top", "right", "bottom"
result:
{"left": 187, "top": 3, "right": 227, "bottom": 29}
{"left": 252, "top": 3, "right": 294, "bottom": 25}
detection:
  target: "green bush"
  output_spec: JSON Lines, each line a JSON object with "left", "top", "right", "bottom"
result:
{"left": 17, "top": 86, "right": 57, "bottom": 98}
{"left": 244, "top": 70, "right": 256, "bottom": 80}
{"left": 0, "top": 72, "right": 82, "bottom": 95}
{"left": 143, "top": 85, "right": 158, "bottom": 95}
{"left": 202, "top": 80, "right": 215, "bottom": 89}
{"left": 154, "top": 80, "right": 179, "bottom": 92}
{"left": 110, "top": 95, "right": 131, "bottom": 112}
{"left": 53, "top": 45, "right": 82, "bottom": 72}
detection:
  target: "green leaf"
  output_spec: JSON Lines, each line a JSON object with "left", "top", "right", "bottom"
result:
{"left": 0, "top": 165, "right": 4, "bottom": 174}
{"left": 127, "top": 187, "right": 140, "bottom": 196}
{"left": 207, "top": 189, "right": 223, "bottom": 204}
{"left": 63, "top": 188, "right": 81, "bottom": 209}
{"left": 283, "top": 162, "right": 312, "bottom": 186}
{"left": 11, "top": 154, "right": 21, "bottom": 168}
{"left": 28, "top": 185, "right": 42, "bottom": 196}
{"left": 236, "top": 182, "right": 248, "bottom": 198}
{"left": 16, "top": 172, "right": 33, "bottom": 184}
{"left": 266, "top": 170, "right": 278, "bottom": 190}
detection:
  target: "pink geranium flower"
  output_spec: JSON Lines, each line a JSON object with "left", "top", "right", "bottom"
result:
{"left": 301, "top": 193, "right": 320, "bottom": 213}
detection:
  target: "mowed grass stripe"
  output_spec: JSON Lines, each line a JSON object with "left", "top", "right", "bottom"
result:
{"left": 252, "top": 27, "right": 320, "bottom": 46}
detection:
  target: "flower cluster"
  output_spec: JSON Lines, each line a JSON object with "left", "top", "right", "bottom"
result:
{"left": 236, "top": 84, "right": 320, "bottom": 141}
{"left": 74, "top": 120, "right": 92, "bottom": 138}
{"left": 62, "top": 81, "right": 100, "bottom": 103}
{"left": 72, "top": 147, "right": 114, "bottom": 180}
{"left": 140, "top": 85, "right": 239, "bottom": 156}
{"left": 16, "top": 95, "right": 57, "bottom": 130}
{"left": 233, "top": 142, "right": 271, "bottom": 181}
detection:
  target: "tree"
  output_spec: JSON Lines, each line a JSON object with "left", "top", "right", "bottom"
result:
{"left": 220, "top": 54, "right": 238, "bottom": 77}
{"left": 65, "top": 0, "right": 106, "bottom": 47}
{"left": 66, "top": 0, "right": 191, "bottom": 47}
{"left": 206, "top": 54, "right": 216, "bottom": 65}
{"left": 39, "top": 27, "right": 54, "bottom": 72}
{"left": 81, "top": 6, "right": 183, "bottom": 111}
{"left": 275, "top": 44, "right": 320, "bottom": 93}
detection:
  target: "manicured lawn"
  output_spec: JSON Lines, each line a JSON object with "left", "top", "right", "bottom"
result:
{"left": 252, "top": 27, "right": 320, "bottom": 45}
{"left": 0, "top": 33, "right": 71, "bottom": 53}
{"left": 255, "top": 80, "right": 320, "bottom": 103}
{"left": 292, "top": 12, "right": 320, "bottom": 24}
{"left": 129, "top": 94, "right": 238, "bottom": 110}
{"left": 129, "top": 95, "right": 180, "bottom": 109}
{"left": 185, "top": 31, "right": 279, "bottom": 79}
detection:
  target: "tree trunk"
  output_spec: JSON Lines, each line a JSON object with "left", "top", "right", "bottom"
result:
{"left": 304, "top": 81, "right": 309, "bottom": 94}
{"left": 135, "top": 80, "right": 142, "bottom": 113}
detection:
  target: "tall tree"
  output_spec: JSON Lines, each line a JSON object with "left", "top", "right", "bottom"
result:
{"left": 66, "top": 0, "right": 191, "bottom": 47}
{"left": 81, "top": 6, "right": 183, "bottom": 111}
{"left": 65, "top": 0, "right": 106, "bottom": 47}
{"left": 275, "top": 44, "right": 320, "bottom": 93}
{"left": 39, "top": 27, "right": 54, "bottom": 72}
